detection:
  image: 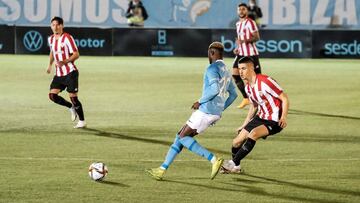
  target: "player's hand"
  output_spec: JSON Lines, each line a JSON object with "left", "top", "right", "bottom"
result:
{"left": 233, "top": 48, "right": 239, "bottom": 55}
{"left": 279, "top": 116, "right": 287, "bottom": 128}
{"left": 191, "top": 101, "right": 200, "bottom": 110}
{"left": 236, "top": 38, "right": 245, "bottom": 44}
{"left": 46, "top": 66, "right": 51, "bottom": 74}
{"left": 236, "top": 126, "right": 244, "bottom": 134}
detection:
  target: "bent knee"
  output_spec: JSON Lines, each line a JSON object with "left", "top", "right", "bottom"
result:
{"left": 49, "top": 93, "right": 57, "bottom": 102}
{"left": 232, "top": 139, "right": 242, "bottom": 148}
{"left": 248, "top": 131, "right": 262, "bottom": 140}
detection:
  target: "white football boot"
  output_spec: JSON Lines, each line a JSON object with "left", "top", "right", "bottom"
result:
{"left": 74, "top": 120, "right": 87, "bottom": 129}
{"left": 222, "top": 160, "right": 242, "bottom": 174}
{"left": 69, "top": 107, "right": 77, "bottom": 122}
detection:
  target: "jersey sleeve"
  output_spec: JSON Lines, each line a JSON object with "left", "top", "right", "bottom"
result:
{"left": 199, "top": 65, "right": 220, "bottom": 104}
{"left": 64, "top": 34, "right": 78, "bottom": 54}
{"left": 263, "top": 77, "right": 283, "bottom": 98}
{"left": 248, "top": 19, "right": 258, "bottom": 33}
{"left": 223, "top": 80, "right": 238, "bottom": 110}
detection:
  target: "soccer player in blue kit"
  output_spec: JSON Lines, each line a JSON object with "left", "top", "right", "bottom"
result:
{"left": 146, "top": 42, "right": 238, "bottom": 180}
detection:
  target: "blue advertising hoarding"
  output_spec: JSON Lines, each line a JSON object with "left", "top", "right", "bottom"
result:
{"left": 15, "top": 26, "right": 112, "bottom": 55}
{"left": 1, "top": 0, "right": 360, "bottom": 29}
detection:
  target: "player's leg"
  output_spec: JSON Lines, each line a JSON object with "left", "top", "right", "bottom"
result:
{"left": 48, "top": 75, "right": 73, "bottom": 109}
{"left": 221, "top": 129, "right": 249, "bottom": 174}
{"left": 69, "top": 93, "right": 86, "bottom": 128}
{"left": 232, "top": 55, "right": 250, "bottom": 109}
{"left": 160, "top": 133, "right": 184, "bottom": 170}
{"left": 251, "top": 55, "right": 262, "bottom": 74}
{"left": 232, "top": 129, "right": 249, "bottom": 159}
{"left": 178, "top": 111, "right": 223, "bottom": 179}
{"left": 178, "top": 124, "right": 223, "bottom": 179}
{"left": 223, "top": 116, "right": 264, "bottom": 173}
{"left": 146, "top": 129, "right": 184, "bottom": 180}
{"left": 232, "top": 125, "right": 269, "bottom": 166}
{"left": 49, "top": 88, "right": 72, "bottom": 109}
{"left": 145, "top": 125, "right": 192, "bottom": 180}
{"left": 67, "top": 71, "right": 86, "bottom": 128}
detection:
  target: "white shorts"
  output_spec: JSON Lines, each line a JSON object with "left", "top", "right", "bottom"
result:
{"left": 186, "top": 110, "right": 221, "bottom": 134}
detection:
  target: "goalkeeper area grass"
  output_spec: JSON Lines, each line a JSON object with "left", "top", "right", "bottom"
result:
{"left": 0, "top": 55, "right": 359, "bottom": 202}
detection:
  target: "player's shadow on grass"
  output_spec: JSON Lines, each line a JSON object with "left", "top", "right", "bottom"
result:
{"left": 220, "top": 179, "right": 340, "bottom": 203}
{"left": 98, "top": 180, "right": 130, "bottom": 187}
{"left": 235, "top": 173, "right": 360, "bottom": 201}
{"left": 275, "top": 133, "right": 360, "bottom": 144}
{"left": 164, "top": 179, "right": 260, "bottom": 193}
{"left": 82, "top": 128, "right": 230, "bottom": 156}
{"left": 289, "top": 109, "right": 360, "bottom": 120}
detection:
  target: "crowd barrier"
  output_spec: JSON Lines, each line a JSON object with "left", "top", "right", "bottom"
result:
{"left": 0, "top": 25, "right": 359, "bottom": 58}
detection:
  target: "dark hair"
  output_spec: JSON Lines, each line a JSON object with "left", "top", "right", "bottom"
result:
{"left": 238, "top": 56, "right": 255, "bottom": 65}
{"left": 238, "top": 3, "right": 249, "bottom": 9}
{"left": 51, "top": 16, "right": 64, "bottom": 25}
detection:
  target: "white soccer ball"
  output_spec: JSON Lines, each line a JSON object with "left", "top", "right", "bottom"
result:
{"left": 88, "top": 162, "right": 108, "bottom": 181}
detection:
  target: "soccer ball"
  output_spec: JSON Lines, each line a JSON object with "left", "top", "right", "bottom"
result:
{"left": 88, "top": 162, "right": 108, "bottom": 181}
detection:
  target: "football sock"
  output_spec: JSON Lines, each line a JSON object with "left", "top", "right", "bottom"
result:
{"left": 231, "top": 146, "right": 241, "bottom": 159}
{"left": 70, "top": 96, "right": 85, "bottom": 121}
{"left": 160, "top": 134, "right": 183, "bottom": 170}
{"left": 232, "top": 75, "right": 248, "bottom": 98}
{"left": 179, "top": 136, "right": 214, "bottom": 163}
{"left": 233, "top": 138, "right": 256, "bottom": 166}
{"left": 49, "top": 93, "right": 72, "bottom": 108}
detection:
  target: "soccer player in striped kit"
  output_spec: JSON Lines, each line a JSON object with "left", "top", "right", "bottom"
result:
{"left": 46, "top": 16, "right": 86, "bottom": 128}
{"left": 232, "top": 3, "right": 262, "bottom": 109}
{"left": 222, "top": 56, "right": 289, "bottom": 173}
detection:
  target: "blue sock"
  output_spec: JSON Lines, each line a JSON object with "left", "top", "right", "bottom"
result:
{"left": 160, "top": 134, "right": 183, "bottom": 170}
{"left": 179, "top": 136, "right": 214, "bottom": 162}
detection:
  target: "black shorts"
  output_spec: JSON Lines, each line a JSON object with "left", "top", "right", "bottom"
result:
{"left": 233, "top": 55, "right": 261, "bottom": 74}
{"left": 50, "top": 70, "right": 79, "bottom": 93}
{"left": 244, "top": 116, "right": 282, "bottom": 137}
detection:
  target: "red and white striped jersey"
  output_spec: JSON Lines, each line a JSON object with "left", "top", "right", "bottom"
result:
{"left": 236, "top": 18, "right": 259, "bottom": 56}
{"left": 246, "top": 74, "right": 283, "bottom": 122}
{"left": 48, "top": 32, "right": 78, "bottom": 77}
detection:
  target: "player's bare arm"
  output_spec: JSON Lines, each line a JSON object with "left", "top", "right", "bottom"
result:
{"left": 237, "top": 104, "right": 258, "bottom": 132}
{"left": 47, "top": 51, "right": 54, "bottom": 74}
{"left": 56, "top": 51, "right": 79, "bottom": 67}
{"left": 278, "top": 92, "right": 289, "bottom": 128}
{"left": 233, "top": 47, "right": 240, "bottom": 55}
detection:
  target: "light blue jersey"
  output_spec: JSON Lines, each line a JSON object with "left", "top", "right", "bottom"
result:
{"left": 199, "top": 60, "right": 238, "bottom": 116}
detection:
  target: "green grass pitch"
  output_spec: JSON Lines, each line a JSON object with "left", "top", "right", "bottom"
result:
{"left": 0, "top": 55, "right": 359, "bottom": 202}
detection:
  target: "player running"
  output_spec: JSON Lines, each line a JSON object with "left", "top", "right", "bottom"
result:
{"left": 222, "top": 56, "right": 289, "bottom": 174}
{"left": 146, "top": 42, "right": 238, "bottom": 180}
{"left": 46, "top": 16, "right": 86, "bottom": 128}
{"left": 232, "top": 3, "right": 262, "bottom": 109}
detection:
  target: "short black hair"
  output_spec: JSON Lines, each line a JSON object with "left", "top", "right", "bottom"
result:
{"left": 51, "top": 16, "right": 64, "bottom": 25}
{"left": 238, "top": 3, "right": 249, "bottom": 9}
{"left": 238, "top": 56, "right": 255, "bottom": 65}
